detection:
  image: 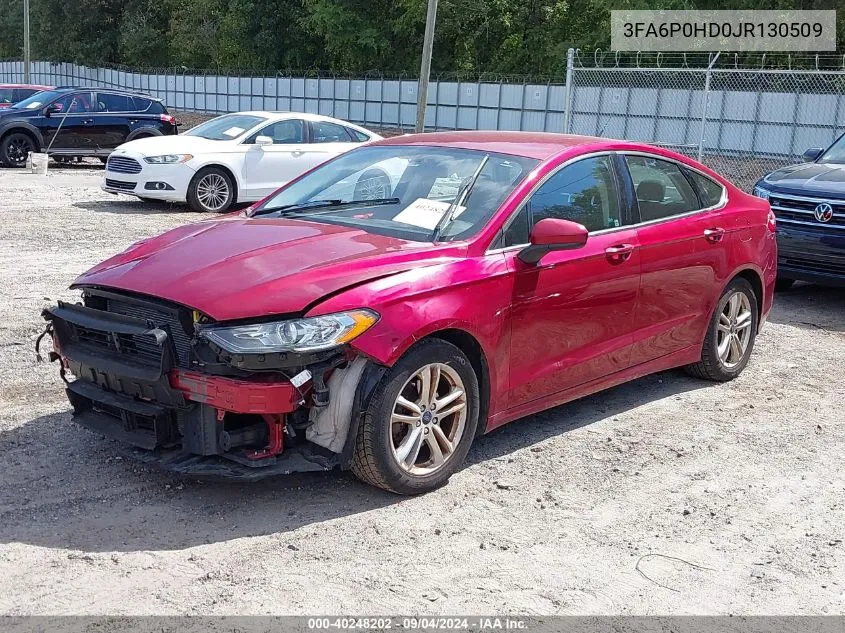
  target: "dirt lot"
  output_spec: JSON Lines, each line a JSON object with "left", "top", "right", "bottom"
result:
{"left": 0, "top": 164, "right": 843, "bottom": 616}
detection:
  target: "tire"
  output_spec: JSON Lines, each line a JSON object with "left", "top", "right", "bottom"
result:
{"left": 685, "top": 277, "right": 759, "bottom": 382}
{"left": 353, "top": 168, "right": 392, "bottom": 200}
{"left": 187, "top": 167, "right": 235, "bottom": 213}
{"left": 351, "top": 338, "right": 480, "bottom": 495}
{"left": 775, "top": 277, "right": 795, "bottom": 292}
{"left": 0, "top": 131, "right": 36, "bottom": 168}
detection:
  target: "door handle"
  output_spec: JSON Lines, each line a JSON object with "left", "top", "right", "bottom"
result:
{"left": 291, "top": 150, "right": 304, "bottom": 157}
{"left": 80, "top": 119, "right": 93, "bottom": 125}
{"left": 605, "top": 243, "right": 635, "bottom": 263}
{"left": 703, "top": 227, "right": 726, "bottom": 243}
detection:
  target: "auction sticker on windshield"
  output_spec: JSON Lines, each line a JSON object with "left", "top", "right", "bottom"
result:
{"left": 223, "top": 127, "right": 245, "bottom": 137}
{"left": 392, "top": 198, "right": 466, "bottom": 230}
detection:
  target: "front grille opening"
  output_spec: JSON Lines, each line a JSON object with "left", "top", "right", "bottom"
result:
{"left": 80, "top": 291, "right": 194, "bottom": 368}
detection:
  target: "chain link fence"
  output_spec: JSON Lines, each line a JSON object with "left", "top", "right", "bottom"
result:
{"left": 3, "top": 54, "right": 845, "bottom": 190}
{"left": 568, "top": 51, "right": 845, "bottom": 191}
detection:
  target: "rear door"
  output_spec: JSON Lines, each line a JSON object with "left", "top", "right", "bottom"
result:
{"left": 621, "top": 153, "right": 732, "bottom": 365}
{"left": 93, "top": 92, "right": 136, "bottom": 149}
{"left": 503, "top": 153, "right": 642, "bottom": 407}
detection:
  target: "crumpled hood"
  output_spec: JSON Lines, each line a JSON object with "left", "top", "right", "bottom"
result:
{"left": 763, "top": 162, "right": 845, "bottom": 197}
{"left": 74, "top": 216, "right": 457, "bottom": 321}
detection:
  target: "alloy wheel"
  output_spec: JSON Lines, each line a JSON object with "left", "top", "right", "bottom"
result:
{"left": 196, "top": 173, "right": 230, "bottom": 211}
{"left": 716, "top": 291, "right": 753, "bottom": 368}
{"left": 390, "top": 363, "right": 468, "bottom": 475}
{"left": 7, "top": 135, "right": 33, "bottom": 164}
{"left": 356, "top": 176, "right": 390, "bottom": 200}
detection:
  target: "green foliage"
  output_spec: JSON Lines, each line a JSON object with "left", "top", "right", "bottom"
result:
{"left": 1, "top": 0, "right": 842, "bottom": 75}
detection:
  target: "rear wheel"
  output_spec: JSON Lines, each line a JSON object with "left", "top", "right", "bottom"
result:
{"left": 0, "top": 132, "right": 35, "bottom": 167}
{"left": 187, "top": 167, "right": 235, "bottom": 212}
{"left": 351, "top": 339, "right": 479, "bottom": 495}
{"left": 686, "top": 277, "right": 758, "bottom": 382}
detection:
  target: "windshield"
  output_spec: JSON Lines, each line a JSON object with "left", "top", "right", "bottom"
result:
{"left": 12, "top": 89, "right": 63, "bottom": 109}
{"left": 251, "top": 146, "right": 538, "bottom": 242}
{"left": 818, "top": 135, "right": 845, "bottom": 164}
{"left": 183, "top": 114, "right": 266, "bottom": 140}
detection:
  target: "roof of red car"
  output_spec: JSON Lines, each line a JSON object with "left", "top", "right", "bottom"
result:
{"left": 372, "top": 131, "right": 607, "bottom": 160}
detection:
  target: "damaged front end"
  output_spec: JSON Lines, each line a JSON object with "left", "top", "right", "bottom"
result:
{"left": 39, "top": 288, "right": 386, "bottom": 480}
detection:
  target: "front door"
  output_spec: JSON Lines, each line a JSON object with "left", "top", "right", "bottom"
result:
{"left": 40, "top": 91, "right": 96, "bottom": 151}
{"left": 242, "top": 119, "right": 330, "bottom": 199}
{"left": 505, "top": 154, "right": 642, "bottom": 408}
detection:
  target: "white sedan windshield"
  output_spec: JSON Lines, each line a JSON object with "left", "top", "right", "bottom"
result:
{"left": 183, "top": 114, "right": 266, "bottom": 140}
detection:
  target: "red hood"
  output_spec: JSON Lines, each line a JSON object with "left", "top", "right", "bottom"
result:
{"left": 75, "top": 216, "right": 460, "bottom": 320}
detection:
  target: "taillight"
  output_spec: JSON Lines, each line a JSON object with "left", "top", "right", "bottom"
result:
{"left": 160, "top": 114, "right": 176, "bottom": 124}
{"left": 766, "top": 208, "right": 777, "bottom": 233}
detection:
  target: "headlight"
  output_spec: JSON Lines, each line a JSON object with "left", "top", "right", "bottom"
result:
{"left": 143, "top": 154, "right": 193, "bottom": 164}
{"left": 752, "top": 185, "right": 770, "bottom": 201}
{"left": 199, "top": 309, "right": 379, "bottom": 354}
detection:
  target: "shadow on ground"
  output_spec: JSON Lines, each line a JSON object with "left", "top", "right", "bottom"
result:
{"left": 0, "top": 368, "right": 708, "bottom": 553}
{"left": 766, "top": 282, "right": 845, "bottom": 334}
{"left": 72, "top": 199, "right": 191, "bottom": 215}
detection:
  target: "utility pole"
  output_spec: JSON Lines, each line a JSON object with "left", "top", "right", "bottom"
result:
{"left": 23, "top": 0, "right": 31, "bottom": 83}
{"left": 414, "top": 0, "right": 438, "bottom": 133}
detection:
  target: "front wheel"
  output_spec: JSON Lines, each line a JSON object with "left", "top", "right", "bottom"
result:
{"left": 187, "top": 167, "right": 235, "bottom": 212}
{"left": 685, "top": 277, "right": 759, "bottom": 382}
{"left": 0, "top": 132, "right": 36, "bottom": 167}
{"left": 351, "top": 339, "right": 479, "bottom": 495}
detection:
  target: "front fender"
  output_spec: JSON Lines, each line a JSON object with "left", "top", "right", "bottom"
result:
{"left": 0, "top": 119, "right": 44, "bottom": 148}
{"left": 305, "top": 255, "right": 514, "bottom": 419}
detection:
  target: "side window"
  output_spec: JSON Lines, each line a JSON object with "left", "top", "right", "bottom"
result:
{"left": 625, "top": 155, "right": 700, "bottom": 222}
{"left": 312, "top": 121, "right": 353, "bottom": 143}
{"left": 528, "top": 155, "right": 621, "bottom": 232}
{"left": 246, "top": 119, "right": 305, "bottom": 144}
{"left": 346, "top": 127, "right": 370, "bottom": 142}
{"left": 688, "top": 171, "right": 725, "bottom": 208}
{"left": 97, "top": 93, "right": 134, "bottom": 112}
{"left": 52, "top": 92, "right": 94, "bottom": 113}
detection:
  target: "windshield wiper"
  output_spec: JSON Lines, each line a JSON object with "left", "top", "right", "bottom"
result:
{"left": 431, "top": 154, "right": 489, "bottom": 241}
{"left": 251, "top": 198, "right": 400, "bottom": 217}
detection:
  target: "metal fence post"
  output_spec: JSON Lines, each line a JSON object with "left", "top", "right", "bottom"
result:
{"left": 563, "top": 48, "right": 575, "bottom": 134}
{"left": 697, "top": 51, "right": 720, "bottom": 163}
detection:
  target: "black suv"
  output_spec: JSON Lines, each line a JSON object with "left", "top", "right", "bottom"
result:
{"left": 0, "top": 87, "right": 178, "bottom": 167}
{"left": 754, "top": 138, "right": 845, "bottom": 289}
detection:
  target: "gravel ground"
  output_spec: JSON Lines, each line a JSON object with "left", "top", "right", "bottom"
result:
{"left": 0, "top": 165, "right": 843, "bottom": 616}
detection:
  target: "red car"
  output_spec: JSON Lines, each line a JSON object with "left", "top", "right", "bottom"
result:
{"left": 41, "top": 132, "right": 777, "bottom": 494}
{"left": 0, "top": 83, "right": 53, "bottom": 109}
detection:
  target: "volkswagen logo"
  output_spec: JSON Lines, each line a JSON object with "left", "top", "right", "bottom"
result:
{"left": 814, "top": 203, "right": 834, "bottom": 223}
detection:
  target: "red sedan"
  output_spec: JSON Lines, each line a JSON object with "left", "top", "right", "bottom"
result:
{"left": 42, "top": 132, "right": 776, "bottom": 494}
{"left": 0, "top": 83, "right": 53, "bottom": 109}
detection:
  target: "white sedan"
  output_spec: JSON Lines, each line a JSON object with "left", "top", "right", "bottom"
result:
{"left": 101, "top": 112, "right": 383, "bottom": 212}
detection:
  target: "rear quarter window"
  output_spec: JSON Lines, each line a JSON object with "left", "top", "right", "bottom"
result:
{"left": 689, "top": 171, "right": 725, "bottom": 208}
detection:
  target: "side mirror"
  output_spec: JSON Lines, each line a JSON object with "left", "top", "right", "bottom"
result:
{"left": 802, "top": 147, "right": 824, "bottom": 162}
{"left": 43, "top": 103, "right": 62, "bottom": 117}
{"left": 518, "top": 218, "right": 588, "bottom": 265}
{"left": 255, "top": 135, "right": 273, "bottom": 147}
